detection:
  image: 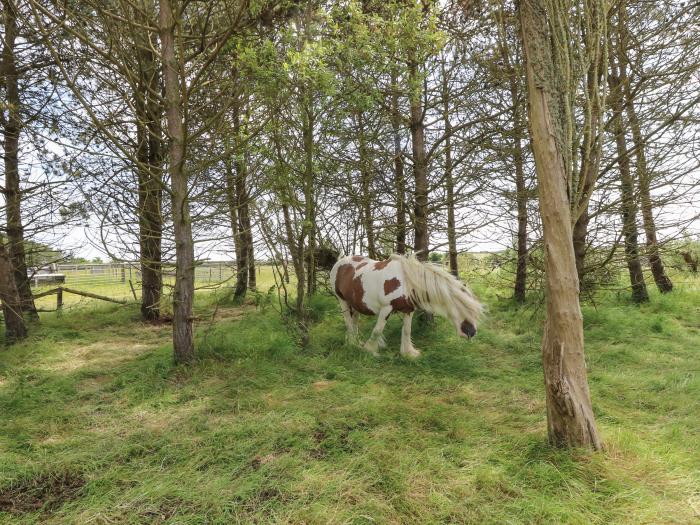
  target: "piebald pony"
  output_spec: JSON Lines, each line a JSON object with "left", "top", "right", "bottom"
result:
{"left": 330, "top": 254, "right": 483, "bottom": 358}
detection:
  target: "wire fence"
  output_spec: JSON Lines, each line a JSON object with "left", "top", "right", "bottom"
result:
{"left": 30, "top": 261, "right": 248, "bottom": 311}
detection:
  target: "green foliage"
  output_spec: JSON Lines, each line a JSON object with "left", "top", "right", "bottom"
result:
{"left": 1, "top": 278, "right": 699, "bottom": 523}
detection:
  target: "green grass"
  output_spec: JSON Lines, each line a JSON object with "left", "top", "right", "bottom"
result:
{"left": 1, "top": 274, "right": 699, "bottom": 524}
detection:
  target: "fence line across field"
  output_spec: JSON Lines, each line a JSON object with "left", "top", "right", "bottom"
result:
{"left": 28, "top": 261, "right": 254, "bottom": 309}
{"left": 32, "top": 261, "right": 244, "bottom": 286}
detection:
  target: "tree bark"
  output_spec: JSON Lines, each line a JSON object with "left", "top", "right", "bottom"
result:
{"left": 608, "top": 53, "right": 648, "bottom": 303}
{"left": 520, "top": 0, "right": 602, "bottom": 450}
{"left": 570, "top": 2, "right": 606, "bottom": 288}
{"left": 357, "top": 111, "right": 377, "bottom": 259}
{"left": 1, "top": 0, "right": 37, "bottom": 319}
{"left": 441, "top": 65, "right": 458, "bottom": 277}
{"left": 408, "top": 57, "right": 429, "bottom": 262}
{"left": 496, "top": 6, "right": 528, "bottom": 302}
{"left": 302, "top": 95, "right": 316, "bottom": 295}
{"left": 0, "top": 241, "right": 26, "bottom": 343}
{"left": 513, "top": 119, "right": 528, "bottom": 302}
{"left": 225, "top": 157, "right": 243, "bottom": 293}
{"left": 231, "top": 94, "right": 251, "bottom": 300}
{"left": 160, "top": 0, "right": 195, "bottom": 363}
{"left": 134, "top": 29, "right": 163, "bottom": 321}
{"left": 615, "top": 2, "right": 672, "bottom": 293}
{"left": 391, "top": 67, "right": 407, "bottom": 255}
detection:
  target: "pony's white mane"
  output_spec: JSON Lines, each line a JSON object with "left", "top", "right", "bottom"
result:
{"left": 390, "top": 253, "right": 483, "bottom": 324}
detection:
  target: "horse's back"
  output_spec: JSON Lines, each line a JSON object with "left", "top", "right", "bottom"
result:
{"left": 331, "top": 255, "right": 410, "bottom": 315}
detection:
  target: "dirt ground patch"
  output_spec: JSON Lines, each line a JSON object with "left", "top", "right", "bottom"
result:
{"left": 0, "top": 471, "right": 85, "bottom": 514}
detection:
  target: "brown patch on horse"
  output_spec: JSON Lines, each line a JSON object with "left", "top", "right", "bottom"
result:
{"left": 384, "top": 277, "right": 401, "bottom": 295}
{"left": 351, "top": 255, "right": 366, "bottom": 262}
{"left": 351, "top": 276, "right": 374, "bottom": 315}
{"left": 334, "top": 264, "right": 355, "bottom": 300}
{"left": 334, "top": 263, "right": 373, "bottom": 315}
{"left": 373, "top": 260, "right": 390, "bottom": 270}
{"left": 356, "top": 262, "right": 368, "bottom": 270}
{"left": 390, "top": 295, "right": 414, "bottom": 313}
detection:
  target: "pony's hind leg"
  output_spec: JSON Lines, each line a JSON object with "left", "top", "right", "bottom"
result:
{"left": 364, "top": 306, "right": 392, "bottom": 356}
{"left": 400, "top": 312, "right": 420, "bottom": 359}
{"left": 339, "top": 299, "right": 360, "bottom": 346}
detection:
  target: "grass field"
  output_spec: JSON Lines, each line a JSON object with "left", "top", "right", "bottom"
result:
{"left": 1, "top": 271, "right": 699, "bottom": 524}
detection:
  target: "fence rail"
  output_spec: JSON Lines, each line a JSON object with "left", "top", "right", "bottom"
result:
{"left": 29, "top": 261, "right": 251, "bottom": 310}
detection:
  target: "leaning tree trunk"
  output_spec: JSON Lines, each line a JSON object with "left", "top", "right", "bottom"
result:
{"left": 1, "top": 0, "right": 37, "bottom": 319}
{"left": 609, "top": 54, "right": 648, "bottom": 303}
{"left": 160, "top": 0, "right": 195, "bottom": 363}
{"left": 520, "top": 0, "right": 602, "bottom": 450}
{"left": 391, "top": 67, "right": 407, "bottom": 255}
{"left": 0, "top": 241, "right": 26, "bottom": 343}
{"left": 615, "top": 2, "right": 672, "bottom": 293}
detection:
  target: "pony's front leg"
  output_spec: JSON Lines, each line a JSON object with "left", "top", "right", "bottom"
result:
{"left": 364, "top": 306, "right": 392, "bottom": 356}
{"left": 400, "top": 312, "right": 420, "bottom": 359}
{"left": 339, "top": 299, "right": 360, "bottom": 346}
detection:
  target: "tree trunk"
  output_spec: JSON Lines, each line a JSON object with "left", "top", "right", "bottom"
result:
{"left": 247, "top": 237, "right": 256, "bottom": 291}
{"left": 231, "top": 95, "right": 250, "bottom": 300}
{"left": 571, "top": 4, "right": 606, "bottom": 289}
{"left": 572, "top": 211, "right": 590, "bottom": 286}
{"left": 134, "top": 32, "right": 163, "bottom": 321}
{"left": 225, "top": 158, "right": 244, "bottom": 292}
{"left": 496, "top": 6, "right": 528, "bottom": 302}
{"left": 520, "top": 0, "right": 602, "bottom": 450}
{"left": 441, "top": 65, "right": 458, "bottom": 277}
{"left": 357, "top": 111, "right": 377, "bottom": 259}
{"left": 513, "top": 124, "right": 528, "bottom": 302}
{"left": 0, "top": 241, "right": 26, "bottom": 343}
{"left": 616, "top": 2, "right": 672, "bottom": 293}
{"left": 302, "top": 97, "right": 316, "bottom": 295}
{"left": 609, "top": 55, "right": 648, "bottom": 303}
{"left": 408, "top": 58, "right": 429, "bottom": 262}
{"left": 1, "top": 0, "right": 37, "bottom": 319}
{"left": 391, "top": 68, "right": 407, "bottom": 255}
{"left": 160, "top": 0, "right": 195, "bottom": 364}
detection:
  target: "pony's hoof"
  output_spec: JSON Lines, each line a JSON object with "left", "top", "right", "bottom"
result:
{"left": 401, "top": 347, "right": 421, "bottom": 360}
{"left": 363, "top": 343, "right": 380, "bottom": 357}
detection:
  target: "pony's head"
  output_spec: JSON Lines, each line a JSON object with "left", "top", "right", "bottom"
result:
{"left": 392, "top": 254, "right": 483, "bottom": 340}
{"left": 450, "top": 283, "right": 481, "bottom": 340}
